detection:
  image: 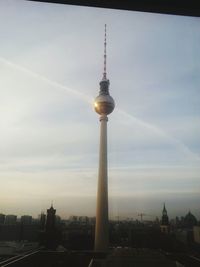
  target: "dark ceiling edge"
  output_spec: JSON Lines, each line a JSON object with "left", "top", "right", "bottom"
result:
{"left": 27, "top": 0, "right": 200, "bottom": 17}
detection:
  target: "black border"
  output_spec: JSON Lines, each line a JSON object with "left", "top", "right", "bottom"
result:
{"left": 27, "top": 0, "right": 200, "bottom": 17}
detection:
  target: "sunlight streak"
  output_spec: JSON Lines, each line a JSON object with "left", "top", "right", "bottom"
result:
{"left": 117, "top": 108, "right": 200, "bottom": 162}
{"left": 0, "top": 56, "right": 93, "bottom": 104}
{"left": 1, "top": 56, "right": 199, "bottom": 163}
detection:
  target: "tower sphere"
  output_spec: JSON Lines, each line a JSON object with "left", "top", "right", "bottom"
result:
{"left": 94, "top": 94, "right": 115, "bottom": 115}
{"left": 94, "top": 77, "right": 115, "bottom": 115}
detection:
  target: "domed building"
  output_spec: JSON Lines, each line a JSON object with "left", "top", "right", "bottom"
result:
{"left": 184, "top": 211, "right": 197, "bottom": 228}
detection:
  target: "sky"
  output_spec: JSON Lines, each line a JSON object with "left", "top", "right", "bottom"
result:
{"left": 0, "top": 0, "right": 200, "bottom": 220}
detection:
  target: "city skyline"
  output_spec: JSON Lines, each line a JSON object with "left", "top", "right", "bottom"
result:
{"left": 0, "top": 1, "right": 200, "bottom": 219}
{"left": 0, "top": 205, "right": 198, "bottom": 221}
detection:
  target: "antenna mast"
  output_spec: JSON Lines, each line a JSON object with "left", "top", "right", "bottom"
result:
{"left": 103, "top": 24, "right": 107, "bottom": 80}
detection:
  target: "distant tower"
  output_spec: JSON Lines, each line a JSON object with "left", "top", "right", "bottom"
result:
{"left": 160, "top": 203, "right": 170, "bottom": 234}
{"left": 94, "top": 24, "right": 115, "bottom": 251}
{"left": 45, "top": 204, "right": 58, "bottom": 249}
{"left": 46, "top": 204, "right": 56, "bottom": 232}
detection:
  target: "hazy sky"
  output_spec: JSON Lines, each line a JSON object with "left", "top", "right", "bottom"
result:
{"left": 0, "top": 0, "right": 200, "bottom": 220}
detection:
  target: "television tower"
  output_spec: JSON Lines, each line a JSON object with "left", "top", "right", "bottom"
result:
{"left": 94, "top": 24, "right": 115, "bottom": 251}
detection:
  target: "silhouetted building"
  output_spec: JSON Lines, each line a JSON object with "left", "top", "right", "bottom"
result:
{"left": 0, "top": 213, "right": 5, "bottom": 224}
{"left": 160, "top": 204, "right": 169, "bottom": 234}
{"left": 46, "top": 205, "right": 56, "bottom": 231}
{"left": 193, "top": 226, "right": 200, "bottom": 244}
{"left": 39, "top": 212, "right": 46, "bottom": 230}
{"left": 63, "top": 223, "right": 94, "bottom": 250}
{"left": 20, "top": 224, "right": 40, "bottom": 241}
{"left": 173, "top": 211, "right": 198, "bottom": 246}
{"left": 0, "top": 224, "right": 40, "bottom": 241}
{"left": 4, "top": 215, "right": 17, "bottom": 225}
{"left": 184, "top": 211, "right": 197, "bottom": 229}
{"left": 21, "top": 215, "right": 32, "bottom": 225}
{"left": 128, "top": 225, "right": 161, "bottom": 249}
{"left": 0, "top": 225, "right": 21, "bottom": 241}
{"left": 56, "top": 215, "right": 61, "bottom": 225}
{"left": 43, "top": 204, "right": 61, "bottom": 249}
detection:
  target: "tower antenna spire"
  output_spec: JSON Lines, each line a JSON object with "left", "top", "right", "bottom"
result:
{"left": 103, "top": 24, "right": 107, "bottom": 80}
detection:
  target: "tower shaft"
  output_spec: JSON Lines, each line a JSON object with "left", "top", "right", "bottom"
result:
{"left": 95, "top": 114, "right": 109, "bottom": 251}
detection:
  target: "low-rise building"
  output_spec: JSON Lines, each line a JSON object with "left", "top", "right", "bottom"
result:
{"left": 193, "top": 226, "right": 200, "bottom": 244}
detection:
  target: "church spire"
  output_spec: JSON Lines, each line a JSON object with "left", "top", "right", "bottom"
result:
{"left": 160, "top": 203, "right": 170, "bottom": 234}
{"left": 163, "top": 203, "right": 167, "bottom": 214}
{"left": 161, "top": 203, "right": 169, "bottom": 225}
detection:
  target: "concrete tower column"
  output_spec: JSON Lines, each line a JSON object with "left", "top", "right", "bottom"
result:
{"left": 95, "top": 114, "right": 109, "bottom": 251}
